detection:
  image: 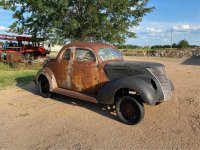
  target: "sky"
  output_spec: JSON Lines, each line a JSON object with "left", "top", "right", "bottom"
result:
{"left": 127, "top": 0, "right": 200, "bottom": 46}
{"left": 0, "top": 0, "right": 200, "bottom": 46}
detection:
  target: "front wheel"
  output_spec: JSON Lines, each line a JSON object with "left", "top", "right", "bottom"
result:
{"left": 38, "top": 76, "right": 52, "bottom": 98}
{"left": 115, "top": 96, "right": 144, "bottom": 125}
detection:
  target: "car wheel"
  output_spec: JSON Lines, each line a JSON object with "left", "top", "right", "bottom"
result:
{"left": 38, "top": 76, "right": 52, "bottom": 98}
{"left": 116, "top": 96, "right": 144, "bottom": 125}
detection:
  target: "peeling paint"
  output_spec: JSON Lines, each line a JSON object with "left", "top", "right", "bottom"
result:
{"left": 66, "top": 48, "right": 73, "bottom": 89}
{"left": 39, "top": 42, "right": 122, "bottom": 94}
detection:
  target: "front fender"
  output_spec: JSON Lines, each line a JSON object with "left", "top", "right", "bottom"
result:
{"left": 35, "top": 67, "right": 58, "bottom": 91}
{"left": 96, "top": 76, "right": 163, "bottom": 105}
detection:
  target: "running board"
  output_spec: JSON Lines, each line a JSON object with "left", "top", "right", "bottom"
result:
{"left": 53, "top": 88, "right": 98, "bottom": 104}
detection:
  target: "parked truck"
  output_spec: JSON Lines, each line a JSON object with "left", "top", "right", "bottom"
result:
{"left": 0, "top": 34, "right": 51, "bottom": 63}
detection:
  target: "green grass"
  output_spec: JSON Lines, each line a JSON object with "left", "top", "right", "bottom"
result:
{"left": 0, "top": 63, "right": 38, "bottom": 89}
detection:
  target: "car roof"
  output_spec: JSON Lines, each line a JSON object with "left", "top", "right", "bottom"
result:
{"left": 64, "top": 42, "right": 116, "bottom": 51}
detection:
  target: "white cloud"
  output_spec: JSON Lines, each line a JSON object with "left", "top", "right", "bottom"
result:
{"left": 0, "top": 25, "right": 9, "bottom": 31}
{"left": 172, "top": 24, "right": 200, "bottom": 33}
{"left": 172, "top": 24, "right": 190, "bottom": 31}
{"left": 145, "top": 27, "right": 162, "bottom": 33}
{"left": 133, "top": 26, "right": 162, "bottom": 35}
{"left": 162, "top": 38, "right": 170, "bottom": 42}
{"left": 126, "top": 21, "right": 200, "bottom": 46}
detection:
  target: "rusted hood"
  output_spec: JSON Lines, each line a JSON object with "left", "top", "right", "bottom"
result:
{"left": 104, "top": 61, "right": 164, "bottom": 70}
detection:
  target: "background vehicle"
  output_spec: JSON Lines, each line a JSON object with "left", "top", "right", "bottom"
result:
{"left": 0, "top": 34, "right": 51, "bottom": 63}
{"left": 35, "top": 42, "right": 174, "bottom": 125}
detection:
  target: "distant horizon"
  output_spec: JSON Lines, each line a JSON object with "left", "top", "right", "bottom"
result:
{"left": 0, "top": 0, "right": 200, "bottom": 46}
{"left": 0, "top": 33, "right": 198, "bottom": 47}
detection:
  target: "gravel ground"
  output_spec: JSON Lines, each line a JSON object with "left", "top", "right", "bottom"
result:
{"left": 0, "top": 56, "right": 199, "bottom": 150}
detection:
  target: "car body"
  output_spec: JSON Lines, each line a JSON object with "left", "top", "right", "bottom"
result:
{"left": 35, "top": 42, "right": 174, "bottom": 125}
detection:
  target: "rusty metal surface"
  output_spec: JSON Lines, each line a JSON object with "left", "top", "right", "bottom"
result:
{"left": 56, "top": 42, "right": 118, "bottom": 62}
{"left": 36, "top": 67, "right": 58, "bottom": 91}
{"left": 70, "top": 60, "right": 100, "bottom": 93}
{"left": 44, "top": 47, "right": 70, "bottom": 89}
{"left": 53, "top": 87, "right": 97, "bottom": 103}
{"left": 0, "top": 51, "right": 22, "bottom": 62}
{"left": 63, "top": 42, "right": 116, "bottom": 52}
{"left": 0, "top": 34, "right": 32, "bottom": 41}
{"left": 0, "top": 34, "right": 49, "bottom": 62}
{"left": 44, "top": 43, "right": 120, "bottom": 95}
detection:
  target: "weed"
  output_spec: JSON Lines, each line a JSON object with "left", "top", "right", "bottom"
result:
{"left": 18, "top": 113, "right": 30, "bottom": 117}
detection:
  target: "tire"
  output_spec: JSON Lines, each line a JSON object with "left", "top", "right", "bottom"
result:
{"left": 38, "top": 76, "right": 52, "bottom": 98}
{"left": 115, "top": 96, "right": 144, "bottom": 125}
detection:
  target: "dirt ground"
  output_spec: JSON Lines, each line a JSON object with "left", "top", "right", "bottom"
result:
{"left": 0, "top": 56, "right": 200, "bottom": 150}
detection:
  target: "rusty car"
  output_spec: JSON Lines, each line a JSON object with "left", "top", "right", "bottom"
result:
{"left": 35, "top": 42, "right": 174, "bottom": 125}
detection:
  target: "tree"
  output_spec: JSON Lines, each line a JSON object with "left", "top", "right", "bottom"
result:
{"left": 0, "top": 0, "right": 153, "bottom": 45}
{"left": 172, "top": 43, "right": 177, "bottom": 48}
{"left": 151, "top": 45, "right": 162, "bottom": 49}
{"left": 163, "top": 45, "right": 171, "bottom": 48}
{"left": 177, "top": 39, "right": 190, "bottom": 49}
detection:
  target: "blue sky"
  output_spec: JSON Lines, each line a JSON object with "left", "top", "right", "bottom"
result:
{"left": 127, "top": 0, "right": 200, "bottom": 46}
{"left": 0, "top": 0, "right": 200, "bottom": 46}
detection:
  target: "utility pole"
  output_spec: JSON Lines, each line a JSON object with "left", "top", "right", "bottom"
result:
{"left": 170, "top": 28, "right": 173, "bottom": 49}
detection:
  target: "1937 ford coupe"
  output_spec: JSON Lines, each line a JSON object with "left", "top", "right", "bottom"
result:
{"left": 35, "top": 42, "right": 174, "bottom": 125}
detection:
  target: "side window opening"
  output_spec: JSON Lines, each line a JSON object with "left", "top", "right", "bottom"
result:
{"left": 75, "top": 48, "right": 96, "bottom": 62}
{"left": 62, "top": 49, "right": 71, "bottom": 60}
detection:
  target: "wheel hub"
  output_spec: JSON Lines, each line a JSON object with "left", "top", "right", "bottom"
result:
{"left": 121, "top": 101, "right": 136, "bottom": 118}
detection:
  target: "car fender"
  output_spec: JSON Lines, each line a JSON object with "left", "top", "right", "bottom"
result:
{"left": 96, "top": 76, "right": 163, "bottom": 105}
{"left": 35, "top": 67, "right": 58, "bottom": 91}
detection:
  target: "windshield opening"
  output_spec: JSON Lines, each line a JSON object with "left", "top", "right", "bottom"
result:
{"left": 98, "top": 48, "right": 122, "bottom": 61}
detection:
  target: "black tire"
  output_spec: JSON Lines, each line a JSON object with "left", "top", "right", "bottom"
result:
{"left": 38, "top": 76, "right": 52, "bottom": 98}
{"left": 115, "top": 96, "right": 144, "bottom": 125}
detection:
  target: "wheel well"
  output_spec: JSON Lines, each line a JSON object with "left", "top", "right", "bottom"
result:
{"left": 114, "top": 88, "right": 144, "bottom": 104}
{"left": 38, "top": 74, "right": 47, "bottom": 82}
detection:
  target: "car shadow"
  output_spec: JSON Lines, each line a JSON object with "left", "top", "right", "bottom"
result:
{"left": 181, "top": 56, "right": 200, "bottom": 66}
{"left": 15, "top": 77, "right": 118, "bottom": 122}
{"left": 15, "top": 76, "right": 41, "bottom": 96}
{"left": 52, "top": 93, "right": 117, "bottom": 122}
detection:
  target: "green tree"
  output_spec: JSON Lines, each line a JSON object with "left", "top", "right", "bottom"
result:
{"left": 0, "top": 0, "right": 153, "bottom": 45}
{"left": 177, "top": 39, "right": 190, "bottom": 49}
{"left": 172, "top": 43, "right": 177, "bottom": 48}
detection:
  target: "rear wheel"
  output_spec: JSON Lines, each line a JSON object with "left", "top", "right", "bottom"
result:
{"left": 38, "top": 76, "right": 52, "bottom": 98}
{"left": 116, "top": 96, "right": 144, "bottom": 125}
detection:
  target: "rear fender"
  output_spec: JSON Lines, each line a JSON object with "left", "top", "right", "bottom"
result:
{"left": 36, "top": 67, "right": 58, "bottom": 91}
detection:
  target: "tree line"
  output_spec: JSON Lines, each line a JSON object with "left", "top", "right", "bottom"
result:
{"left": 117, "top": 39, "right": 199, "bottom": 50}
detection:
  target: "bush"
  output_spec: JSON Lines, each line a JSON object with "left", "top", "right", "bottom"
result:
{"left": 177, "top": 39, "right": 190, "bottom": 49}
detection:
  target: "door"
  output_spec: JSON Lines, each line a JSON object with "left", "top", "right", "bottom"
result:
{"left": 70, "top": 47, "right": 100, "bottom": 94}
{"left": 56, "top": 48, "right": 73, "bottom": 89}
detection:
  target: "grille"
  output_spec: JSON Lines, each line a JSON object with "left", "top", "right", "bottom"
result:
{"left": 148, "top": 67, "right": 172, "bottom": 101}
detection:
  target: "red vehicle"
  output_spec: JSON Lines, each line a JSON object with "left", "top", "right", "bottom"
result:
{"left": 0, "top": 34, "right": 51, "bottom": 62}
